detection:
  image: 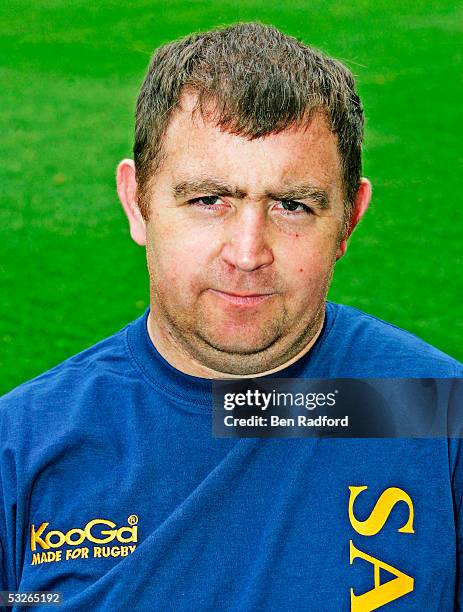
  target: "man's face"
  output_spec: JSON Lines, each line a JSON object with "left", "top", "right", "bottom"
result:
{"left": 128, "top": 96, "right": 361, "bottom": 375}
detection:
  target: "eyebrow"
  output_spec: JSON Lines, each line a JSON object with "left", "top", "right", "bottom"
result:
{"left": 173, "top": 179, "right": 247, "bottom": 200}
{"left": 172, "top": 177, "right": 330, "bottom": 210}
{"left": 267, "top": 184, "right": 330, "bottom": 210}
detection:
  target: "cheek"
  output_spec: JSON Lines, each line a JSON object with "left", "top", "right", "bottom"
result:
{"left": 281, "top": 233, "right": 338, "bottom": 292}
{"left": 146, "top": 229, "right": 207, "bottom": 298}
{"left": 286, "top": 235, "right": 336, "bottom": 267}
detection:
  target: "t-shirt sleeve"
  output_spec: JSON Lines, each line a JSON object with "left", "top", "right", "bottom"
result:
{"left": 0, "top": 400, "right": 16, "bottom": 596}
{"left": 0, "top": 471, "right": 9, "bottom": 594}
{"left": 450, "top": 433, "right": 463, "bottom": 610}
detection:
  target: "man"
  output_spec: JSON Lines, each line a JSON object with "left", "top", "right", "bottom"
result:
{"left": 0, "top": 22, "right": 462, "bottom": 611}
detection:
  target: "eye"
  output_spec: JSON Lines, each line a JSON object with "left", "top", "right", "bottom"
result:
{"left": 188, "top": 195, "right": 230, "bottom": 215}
{"left": 190, "top": 196, "right": 221, "bottom": 207}
{"left": 275, "top": 200, "right": 313, "bottom": 214}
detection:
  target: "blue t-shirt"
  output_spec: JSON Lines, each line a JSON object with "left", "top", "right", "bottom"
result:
{"left": 0, "top": 302, "right": 462, "bottom": 611}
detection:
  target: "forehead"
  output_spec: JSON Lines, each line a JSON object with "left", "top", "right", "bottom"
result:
{"left": 158, "top": 92, "right": 342, "bottom": 197}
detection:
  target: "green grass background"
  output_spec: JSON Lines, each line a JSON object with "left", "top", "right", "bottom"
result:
{"left": 1, "top": 0, "right": 462, "bottom": 394}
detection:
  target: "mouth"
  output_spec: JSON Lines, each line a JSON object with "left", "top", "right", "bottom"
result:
{"left": 208, "top": 289, "right": 276, "bottom": 307}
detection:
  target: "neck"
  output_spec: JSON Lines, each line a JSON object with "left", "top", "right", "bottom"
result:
{"left": 146, "top": 309, "right": 325, "bottom": 379}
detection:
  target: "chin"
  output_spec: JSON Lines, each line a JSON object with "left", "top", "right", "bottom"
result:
{"left": 195, "top": 314, "right": 284, "bottom": 354}
{"left": 198, "top": 330, "right": 277, "bottom": 356}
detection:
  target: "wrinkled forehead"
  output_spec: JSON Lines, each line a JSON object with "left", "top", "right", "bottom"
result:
{"left": 159, "top": 91, "right": 343, "bottom": 200}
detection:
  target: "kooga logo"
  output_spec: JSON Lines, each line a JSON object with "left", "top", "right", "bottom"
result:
{"left": 30, "top": 517, "right": 138, "bottom": 551}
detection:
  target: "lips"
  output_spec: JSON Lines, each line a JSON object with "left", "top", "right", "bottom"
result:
{"left": 208, "top": 289, "right": 275, "bottom": 306}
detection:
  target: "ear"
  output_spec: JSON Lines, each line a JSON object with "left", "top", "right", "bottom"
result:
{"left": 116, "top": 159, "right": 147, "bottom": 246}
{"left": 336, "top": 178, "right": 372, "bottom": 260}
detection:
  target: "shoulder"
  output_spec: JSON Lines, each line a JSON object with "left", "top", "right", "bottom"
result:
{"left": 324, "top": 302, "right": 463, "bottom": 377}
{"left": 0, "top": 318, "right": 138, "bottom": 441}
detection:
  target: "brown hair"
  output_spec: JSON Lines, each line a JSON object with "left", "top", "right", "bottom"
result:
{"left": 134, "top": 22, "right": 364, "bottom": 217}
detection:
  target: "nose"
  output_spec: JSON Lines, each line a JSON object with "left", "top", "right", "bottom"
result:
{"left": 220, "top": 205, "right": 274, "bottom": 272}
